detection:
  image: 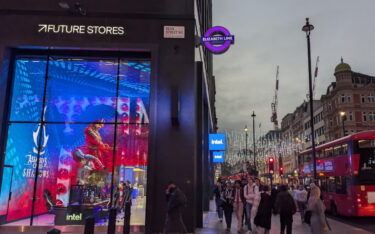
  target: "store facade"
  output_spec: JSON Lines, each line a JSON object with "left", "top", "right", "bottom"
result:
{"left": 0, "top": 1, "right": 216, "bottom": 233}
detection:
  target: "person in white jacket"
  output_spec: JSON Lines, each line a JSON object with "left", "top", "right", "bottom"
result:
{"left": 243, "top": 177, "right": 259, "bottom": 233}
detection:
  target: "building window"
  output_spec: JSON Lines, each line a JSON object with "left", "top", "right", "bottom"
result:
{"left": 363, "top": 112, "right": 367, "bottom": 121}
{"left": 361, "top": 94, "right": 365, "bottom": 103}
{"left": 328, "top": 102, "right": 332, "bottom": 111}
{"left": 370, "top": 112, "right": 374, "bottom": 122}
{"left": 347, "top": 95, "right": 352, "bottom": 103}
{"left": 329, "top": 119, "right": 333, "bottom": 127}
{"left": 341, "top": 94, "right": 345, "bottom": 103}
{"left": 349, "top": 112, "right": 353, "bottom": 121}
{"left": 369, "top": 94, "right": 375, "bottom": 103}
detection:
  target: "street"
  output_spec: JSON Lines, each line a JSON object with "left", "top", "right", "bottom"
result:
{"left": 197, "top": 201, "right": 374, "bottom": 234}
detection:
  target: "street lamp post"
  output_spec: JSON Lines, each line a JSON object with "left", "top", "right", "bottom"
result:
{"left": 244, "top": 125, "right": 248, "bottom": 158}
{"left": 251, "top": 111, "right": 257, "bottom": 174}
{"left": 340, "top": 111, "right": 347, "bottom": 136}
{"left": 302, "top": 18, "right": 317, "bottom": 181}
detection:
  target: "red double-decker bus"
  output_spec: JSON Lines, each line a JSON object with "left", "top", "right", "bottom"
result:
{"left": 298, "top": 131, "right": 375, "bottom": 216}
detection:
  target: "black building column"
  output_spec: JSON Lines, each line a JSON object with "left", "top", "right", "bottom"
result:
{"left": 195, "top": 62, "right": 203, "bottom": 228}
{"left": 203, "top": 101, "right": 210, "bottom": 212}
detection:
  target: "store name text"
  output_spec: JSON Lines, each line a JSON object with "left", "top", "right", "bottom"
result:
{"left": 38, "top": 24, "right": 125, "bottom": 35}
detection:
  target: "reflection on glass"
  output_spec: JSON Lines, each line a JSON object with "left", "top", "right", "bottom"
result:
{"left": 9, "top": 58, "right": 47, "bottom": 122}
{"left": 45, "top": 58, "right": 118, "bottom": 124}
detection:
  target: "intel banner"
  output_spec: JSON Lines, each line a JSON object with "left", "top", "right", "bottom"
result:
{"left": 213, "top": 151, "right": 224, "bottom": 163}
{"left": 209, "top": 133, "right": 226, "bottom": 151}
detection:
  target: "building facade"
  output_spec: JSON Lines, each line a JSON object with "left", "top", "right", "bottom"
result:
{"left": 0, "top": 1, "right": 216, "bottom": 233}
{"left": 321, "top": 59, "right": 375, "bottom": 141}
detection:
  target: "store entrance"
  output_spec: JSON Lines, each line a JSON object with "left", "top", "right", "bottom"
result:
{"left": 0, "top": 52, "right": 150, "bottom": 227}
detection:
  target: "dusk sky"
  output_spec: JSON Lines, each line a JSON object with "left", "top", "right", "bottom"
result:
{"left": 213, "top": 0, "right": 375, "bottom": 135}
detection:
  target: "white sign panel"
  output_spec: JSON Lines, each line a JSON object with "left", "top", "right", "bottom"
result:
{"left": 163, "top": 26, "right": 185, "bottom": 39}
{"left": 368, "top": 192, "right": 375, "bottom": 204}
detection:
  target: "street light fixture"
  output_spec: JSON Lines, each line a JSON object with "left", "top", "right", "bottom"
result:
{"left": 302, "top": 18, "right": 317, "bottom": 181}
{"left": 244, "top": 125, "right": 248, "bottom": 158}
{"left": 251, "top": 111, "right": 257, "bottom": 175}
{"left": 340, "top": 111, "right": 347, "bottom": 136}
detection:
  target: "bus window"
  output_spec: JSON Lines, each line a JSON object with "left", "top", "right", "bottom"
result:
{"left": 335, "top": 176, "right": 346, "bottom": 194}
{"left": 305, "top": 153, "right": 312, "bottom": 163}
{"left": 320, "top": 177, "right": 327, "bottom": 192}
{"left": 353, "top": 140, "right": 375, "bottom": 185}
{"left": 327, "top": 177, "right": 336, "bottom": 193}
{"left": 325, "top": 147, "right": 333, "bottom": 158}
{"left": 334, "top": 145, "right": 342, "bottom": 157}
{"left": 317, "top": 151, "right": 323, "bottom": 159}
{"left": 342, "top": 143, "right": 348, "bottom": 155}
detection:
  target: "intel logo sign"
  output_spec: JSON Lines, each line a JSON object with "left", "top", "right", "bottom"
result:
{"left": 213, "top": 151, "right": 224, "bottom": 163}
{"left": 209, "top": 133, "right": 226, "bottom": 151}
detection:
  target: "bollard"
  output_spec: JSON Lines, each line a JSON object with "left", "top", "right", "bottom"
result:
{"left": 84, "top": 215, "right": 95, "bottom": 234}
{"left": 47, "top": 228, "right": 61, "bottom": 234}
{"left": 123, "top": 202, "right": 131, "bottom": 234}
{"left": 107, "top": 207, "right": 117, "bottom": 234}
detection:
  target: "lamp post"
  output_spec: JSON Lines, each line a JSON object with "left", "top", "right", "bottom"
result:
{"left": 302, "top": 18, "right": 317, "bottom": 180}
{"left": 251, "top": 111, "right": 257, "bottom": 174}
{"left": 244, "top": 125, "right": 248, "bottom": 158}
{"left": 340, "top": 111, "right": 347, "bottom": 136}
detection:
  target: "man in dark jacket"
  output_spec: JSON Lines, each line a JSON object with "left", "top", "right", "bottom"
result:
{"left": 213, "top": 180, "right": 224, "bottom": 222}
{"left": 275, "top": 185, "right": 296, "bottom": 234}
{"left": 163, "top": 181, "right": 187, "bottom": 233}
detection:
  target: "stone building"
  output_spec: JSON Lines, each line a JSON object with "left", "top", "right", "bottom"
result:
{"left": 321, "top": 59, "right": 375, "bottom": 141}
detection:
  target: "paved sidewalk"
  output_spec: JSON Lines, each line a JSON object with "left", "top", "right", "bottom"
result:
{"left": 196, "top": 201, "right": 372, "bottom": 234}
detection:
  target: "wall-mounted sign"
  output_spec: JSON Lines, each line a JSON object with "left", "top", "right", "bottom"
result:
{"left": 66, "top": 213, "right": 83, "bottom": 221}
{"left": 38, "top": 24, "right": 125, "bottom": 35}
{"left": 213, "top": 151, "right": 224, "bottom": 163}
{"left": 201, "top": 26, "right": 234, "bottom": 54}
{"left": 163, "top": 26, "right": 185, "bottom": 39}
{"left": 209, "top": 133, "right": 226, "bottom": 151}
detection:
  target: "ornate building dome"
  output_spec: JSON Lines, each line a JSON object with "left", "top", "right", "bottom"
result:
{"left": 334, "top": 58, "right": 351, "bottom": 73}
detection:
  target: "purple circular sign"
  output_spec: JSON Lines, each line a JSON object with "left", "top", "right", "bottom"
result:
{"left": 202, "top": 26, "right": 234, "bottom": 54}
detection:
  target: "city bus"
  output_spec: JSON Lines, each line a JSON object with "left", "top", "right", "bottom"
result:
{"left": 298, "top": 131, "right": 375, "bottom": 216}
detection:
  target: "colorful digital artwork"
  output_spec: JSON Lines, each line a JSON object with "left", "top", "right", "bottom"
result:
{"left": 0, "top": 56, "right": 150, "bottom": 223}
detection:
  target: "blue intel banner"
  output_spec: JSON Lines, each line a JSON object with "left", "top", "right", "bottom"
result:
{"left": 213, "top": 151, "right": 224, "bottom": 163}
{"left": 209, "top": 133, "right": 226, "bottom": 151}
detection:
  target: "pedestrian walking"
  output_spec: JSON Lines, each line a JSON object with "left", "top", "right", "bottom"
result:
{"left": 121, "top": 180, "right": 133, "bottom": 212}
{"left": 213, "top": 180, "right": 224, "bottom": 222}
{"left": 307, "top": 184, "right": 329, "bottom": 234}
{"left": 163, "top": 181, "right": 187, "bottom": 234}
{"left": 294, "top": 185, "right": 308, "bottom": 222}
{"left": 254, "top": 185, "right": 273, "bottom": 234}
{"left": 233, "top": 180, "right": 245, "bottom": 233}
{"left": 241, "top": 178, "right": 248, "bottom": 226}
{"left": 222, "top": 181, "right": 234, "bottom": 232}
{"left": 244, "top": 177, "right": 259, "bottom": 233}
{"left": 275, "top": 185, "right": 296, "bottom": 234}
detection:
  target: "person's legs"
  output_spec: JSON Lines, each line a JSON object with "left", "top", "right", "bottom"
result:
{"left": 280, "top": 214, "right": 286, "bottom": 234}
{"left": 286, "top": 214, "right": 293, "bottom": 234}
{"left": 297, "top": 202, "right": 305, "bottom": 221}
{"left": 223, "top": 204, "right": 232, "bottom": 229}
{"left": 238, "top": 202, "right": 243, "bottom": 230}
{"left": 245, "top": 202, "right": 252, "bottom": 231}
{"left": 216, "top": 199, "right": 224, "bottom": 220}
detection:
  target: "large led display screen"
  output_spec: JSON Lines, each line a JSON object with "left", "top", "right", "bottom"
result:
{"left": 0, "top": 56, "right": 150, "bottom": 226}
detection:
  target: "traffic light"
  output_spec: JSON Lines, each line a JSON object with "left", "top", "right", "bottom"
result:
{"left": 268, "top": 157, "right": 274, "bottom": 174}
{"left": 279, "top": 166, "right": 284, "bottom": 175}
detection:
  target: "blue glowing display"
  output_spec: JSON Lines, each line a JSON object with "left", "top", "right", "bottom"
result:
{"left": 209, "top": 133, "right": 226, "bottom": 151}
{"left": 213, "top": 151, "right": 224, "bottom": 163}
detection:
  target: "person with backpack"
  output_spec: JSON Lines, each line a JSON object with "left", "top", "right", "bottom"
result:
{"left": 275, "top": 185, "right": 297, "bottom": 234}
{"left": 254, "top": 185, "right": 273, "bottom": 234}
{"left": 163, "top": 181, "right": 187, "bottom": 233}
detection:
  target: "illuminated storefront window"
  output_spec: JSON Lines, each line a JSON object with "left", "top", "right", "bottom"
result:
{"left": 0, "top": 55, "right": 150, "bottom": 226}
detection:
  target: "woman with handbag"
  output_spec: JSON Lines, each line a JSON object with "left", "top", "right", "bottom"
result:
{"left": 307, "top": 184, "right": 329, "bottom": 234}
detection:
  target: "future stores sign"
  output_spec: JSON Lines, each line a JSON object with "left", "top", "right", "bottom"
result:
{"left": 38, "top": 24, "right": 125, "bottom": 35}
